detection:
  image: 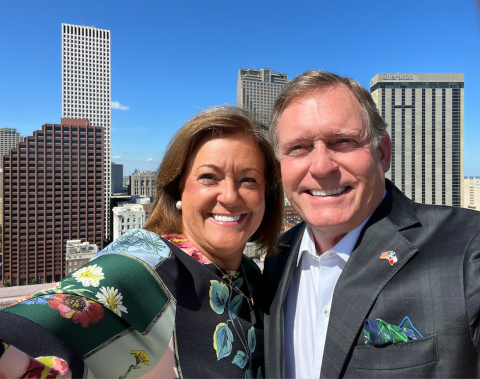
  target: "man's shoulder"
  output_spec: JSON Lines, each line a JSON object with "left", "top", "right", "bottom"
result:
{"left": 386, "top": 181, "right": 480, "bottom": 234}
{"left": 409, "top": 200, "right": 480, "bottom": 231}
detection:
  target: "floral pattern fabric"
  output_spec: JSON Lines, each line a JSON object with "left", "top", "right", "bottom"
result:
{"left": 0, "top": 228, "right": 264, "bottom": 379}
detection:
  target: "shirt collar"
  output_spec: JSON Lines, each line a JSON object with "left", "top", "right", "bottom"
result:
{"left": 296, "top": 189, "right": 387, "bottom": 266}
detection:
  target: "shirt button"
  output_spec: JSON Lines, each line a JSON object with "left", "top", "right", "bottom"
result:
{"left": 322, "top": 307, "right": 330, "bottom": 318}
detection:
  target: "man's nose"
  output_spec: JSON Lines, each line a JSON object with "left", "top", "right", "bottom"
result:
{"left": 309, "top": 145, "right": 339, "bottom": 177}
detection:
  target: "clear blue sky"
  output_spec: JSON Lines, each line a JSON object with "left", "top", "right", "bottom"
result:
{"left": 1, "top": 0, "right": 479, "bottom": 177}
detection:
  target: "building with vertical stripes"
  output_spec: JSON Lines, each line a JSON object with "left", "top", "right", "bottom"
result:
{"left": 2, "top": 119, "right": 104, "bottom": 286}
{"left": 237, "top": 68, "right": 288, "bottom": 125}
{"left": 370, "top": 73, "right": 464, "bottom": 207}
{"left": 61, "top": 23, "right": 112, "bottom": 242}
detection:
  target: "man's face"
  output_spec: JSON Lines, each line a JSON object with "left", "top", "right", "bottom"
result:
{"left": 277, "top": 85, "right": 391, "bottom": 240}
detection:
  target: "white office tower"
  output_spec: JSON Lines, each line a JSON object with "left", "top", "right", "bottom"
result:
{"left": 61, "top": 23, "right": 112, "bottom": 241}
{"left": 237, "top": 68, "right": 288, "bottom": 125}
{"left": 370, "top": 73, "right": 464, "bottom": 207}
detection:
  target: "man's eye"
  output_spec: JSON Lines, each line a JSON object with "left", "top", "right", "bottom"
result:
{"left": 292, "top": 145, "right": 303, "bottom": 150}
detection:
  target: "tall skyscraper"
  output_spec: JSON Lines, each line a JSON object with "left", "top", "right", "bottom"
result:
{"left": 61, "top": 23, "right": 112, "bottom": 242}
{"left": 2, "top": 119, "right": 105, "bottom": 286}
{"left": 237, "top": 68, "right": 288, "bottom": 125}
{"left": 370, "top": 73, "right": 464, "bottom": 207}
{"left": 0, "top": 128, "right": 24, "bottom": 169}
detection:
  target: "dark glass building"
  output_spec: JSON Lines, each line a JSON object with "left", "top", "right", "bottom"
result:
{"left": 111, "top": 162, "right": 124, "bottom": 194}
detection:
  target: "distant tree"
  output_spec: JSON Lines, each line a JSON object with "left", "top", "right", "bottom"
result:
{"left": 4, "top": 281, "right": 10, "bottom": 287}
{"left": 30, "top": 278, "right": 37, "bottom": 285}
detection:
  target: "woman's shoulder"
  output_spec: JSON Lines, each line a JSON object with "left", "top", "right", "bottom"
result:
{"left": 92, "top": 228, "right": 171, "bottom": 268}
{"left": 242, "top": 255, "right": 262, "bottom": 279}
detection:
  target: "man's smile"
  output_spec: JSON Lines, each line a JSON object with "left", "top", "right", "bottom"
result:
{"left": 308, "top": 186, "right": 349, "bottom": 197}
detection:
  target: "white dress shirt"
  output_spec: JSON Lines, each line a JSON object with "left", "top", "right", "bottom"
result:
{"left": 284, "top": 191, "right": 385, "bottom": 379}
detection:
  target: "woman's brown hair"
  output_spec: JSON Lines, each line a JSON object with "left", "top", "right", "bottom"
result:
{"left": 143, "top": 106, "right": 284, "bottom": 255}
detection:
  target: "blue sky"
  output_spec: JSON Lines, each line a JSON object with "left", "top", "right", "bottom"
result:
{"left": 1, "top": 0, "right": 479, "bottom": 177}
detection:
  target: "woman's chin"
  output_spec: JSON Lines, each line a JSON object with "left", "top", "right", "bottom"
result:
{"left": 203, "top": 237, "right": 248, "bottom": 259}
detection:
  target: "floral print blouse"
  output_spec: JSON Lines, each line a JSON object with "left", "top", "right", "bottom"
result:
{"left": 0, "top": 229, "right": 264, "bottom": 378}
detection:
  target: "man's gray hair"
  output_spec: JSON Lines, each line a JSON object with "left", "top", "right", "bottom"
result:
{"left": 269, "top": 70, "right": 388, "bottom": 158}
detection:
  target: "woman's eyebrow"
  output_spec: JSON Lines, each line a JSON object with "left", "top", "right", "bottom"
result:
{"left": 242, "top": 167, "right": 261, "bottom": 174}
{"left": 198, "top": 164, "right": 219, "bottom": 170}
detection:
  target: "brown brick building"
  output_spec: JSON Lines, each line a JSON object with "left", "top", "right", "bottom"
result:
{"left": 284, "top": 205, "right": 302, "bottom": 223}
{"left": 2, "top": 119, "right": 105, "bottom": 286}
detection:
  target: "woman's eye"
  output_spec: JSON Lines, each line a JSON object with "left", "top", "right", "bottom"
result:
{"left": 198, "top": 174, "right": 216, "bottom": 182}
{"left": 240, "top": 177, "right": 257, "bottom": 184}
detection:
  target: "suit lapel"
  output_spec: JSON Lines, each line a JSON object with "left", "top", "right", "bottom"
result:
{"left": 321, "top": 184, "right": 421, "bottom": 378}
{"left": 265, "top": 223, "right": 306, "bottom": 379}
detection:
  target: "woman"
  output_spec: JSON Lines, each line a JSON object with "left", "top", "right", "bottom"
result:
{"left": 0, "top": 106, "right": 284, "bottom": 378}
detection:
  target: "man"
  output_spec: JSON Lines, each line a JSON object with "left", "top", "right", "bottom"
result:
{"left": 263, "top": 70, "right": 480, "bottom": 378}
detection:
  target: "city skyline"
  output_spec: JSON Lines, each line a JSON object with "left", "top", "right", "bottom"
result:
{"left": 1, "top": 1, "right": 479, "bottom": 177}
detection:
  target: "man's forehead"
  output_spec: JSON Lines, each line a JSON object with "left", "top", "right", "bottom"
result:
{"left": 284, "top": 84, "right": 355, "bottom": 108}
{"left": 278, "top": 86, "right": 366, "bottom": 139}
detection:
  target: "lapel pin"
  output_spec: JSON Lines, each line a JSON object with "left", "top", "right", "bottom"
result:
{"left": 380, "top": 251, "right": 397, "bottom": 266}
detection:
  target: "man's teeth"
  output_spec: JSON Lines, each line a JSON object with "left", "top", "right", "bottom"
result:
{"left": 309, "top": 187, "right": 347, "bottom": 197}
{"left": 212, "top": 214, "right": 242, "bottom": 222}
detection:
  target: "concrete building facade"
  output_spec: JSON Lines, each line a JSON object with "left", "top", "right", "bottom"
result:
{"left": 0, "top": 128, "right": 24, "bottom": 169}
{"left": 129, "top": 170, "right": 156, "bottom": 197}
{"left": 2, "top": 120, "right": 105, "bottom": 286}
{"left": 61, "top": 23, "right": 112, "bottom": 242}
{"left": 463, "top": 177, "right": 480, "bottom": 211}
{"left": 370, "top": 73, "right": 464, "bottom": 207}
{"left": 66, "top": 239, "right": 99, "bottom": 275}
{"left": 112, "top": 204, "right": 146, "bottom": 240}
{"left": 237, "top": 68, "right": 288, "bottom": 125}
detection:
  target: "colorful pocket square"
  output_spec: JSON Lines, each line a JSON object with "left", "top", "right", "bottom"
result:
{"left": 363, "top": 317, "right": 422, "bottom": 346}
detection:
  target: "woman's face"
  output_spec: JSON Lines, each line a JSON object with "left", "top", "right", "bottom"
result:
{"left": 180, "top": 134, "right": 266, "bottom": 267}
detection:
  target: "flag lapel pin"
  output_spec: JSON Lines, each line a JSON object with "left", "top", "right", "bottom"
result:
{"left": 380, "top": 251, "right": 397, "bottom": 266}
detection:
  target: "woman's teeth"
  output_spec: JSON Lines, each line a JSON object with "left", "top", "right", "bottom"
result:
{"left": 309, "top": 187, "right": 347, "bottom": 196}
{"left": 212, "top": 214, "right": 242, "bottom": 222}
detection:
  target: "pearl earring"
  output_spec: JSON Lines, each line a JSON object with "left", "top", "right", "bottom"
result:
{"left": 176, "top": 201, "right": 182, "bottom": 210}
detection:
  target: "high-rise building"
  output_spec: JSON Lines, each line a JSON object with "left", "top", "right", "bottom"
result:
{"left": 370, "top": 73, "right": 464, "bottom": 207}
{"left": 463, "top": 177, "right": 480, "bottom": 211}
{"left": 111, "top": 162, "right": 123, "bottom": 194}
{"left": 237, "top": 68, "right": 288, "bottom": 125}
{"left": 0, "top": 128, "right": 24, "bottom": 169}
{"left": 61, "top": 23, "right": 112, "bottom": 242}
{"left": 1, "top": 119, "right": 105, "bottom": 286}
